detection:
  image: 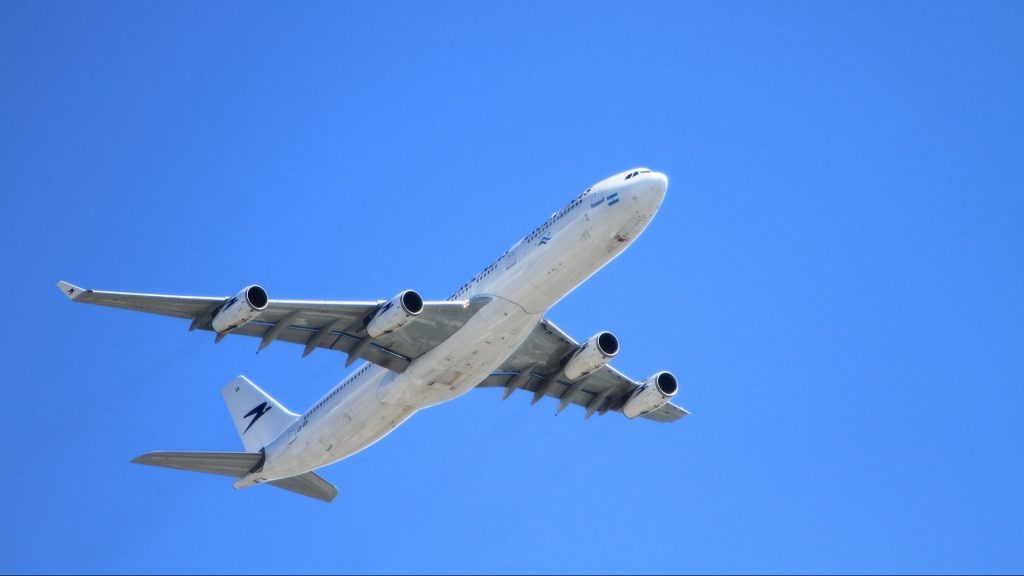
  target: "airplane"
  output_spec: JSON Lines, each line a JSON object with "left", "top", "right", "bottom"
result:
{"left": 58, "top": 167, "right": 688, "bottom": 503}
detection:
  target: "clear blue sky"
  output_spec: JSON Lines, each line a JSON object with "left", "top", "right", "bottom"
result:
{"left": 3, "top": 1, "right": 1022, "bottom": 573}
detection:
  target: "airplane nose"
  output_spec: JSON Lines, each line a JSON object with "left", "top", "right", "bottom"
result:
{"left": 647, "top": 171, "right": 668, "bottom": 197}
{"left": 629, "top": 171, "right": 668, "bottom": 215}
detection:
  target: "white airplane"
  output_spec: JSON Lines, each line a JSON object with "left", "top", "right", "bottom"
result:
{"left": 58, "top": 168, "right": 687, "bottom": 503}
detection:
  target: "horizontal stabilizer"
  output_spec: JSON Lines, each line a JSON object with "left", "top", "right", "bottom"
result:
{"left": 269, "top": 472, "right": 339, "bottom": 503}
{"left": 132, "top": 451, "right": 263, "bottom": 478}
{"left": 133, "top": 451, "right": 338, "bottom": 503}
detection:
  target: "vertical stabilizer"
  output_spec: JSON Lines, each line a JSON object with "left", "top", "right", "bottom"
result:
{"left": 222, "top": 375, "right": 299, "bottom": 452}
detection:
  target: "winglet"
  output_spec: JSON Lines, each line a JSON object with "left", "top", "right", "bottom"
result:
{"left": 57, "top": 280, "right": 86, "bottom": 301}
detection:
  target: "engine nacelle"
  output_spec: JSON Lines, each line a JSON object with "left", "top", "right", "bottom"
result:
{"left": 563, "top": 331, "right": 619, "bottom": 381}
{"left": 622, "top": 371, "right": 679, "bottom": 419}
{"left": 366, "top": 290, "right": 424, "bottom": 338}
{"left": 211, "top": 285, "right": 269, "bottom": 333}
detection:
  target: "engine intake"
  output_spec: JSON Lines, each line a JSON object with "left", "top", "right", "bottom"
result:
{"left": 563, "top": 331, "right": 619, "bottom": 381}
{"left": 212, "top": 285, "right": 269, "bottom": 333}
{"left": 366, "top": 290, "right": 424, "bottom": 338}
{"left": 622, "top": 371, "right": 678, "bottom": 419}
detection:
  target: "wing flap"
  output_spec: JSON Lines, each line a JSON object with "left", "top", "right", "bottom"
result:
{"left": 229, "top": 320, "right": 413, "bottom": 372}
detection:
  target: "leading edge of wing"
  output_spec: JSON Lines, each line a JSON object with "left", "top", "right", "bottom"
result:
{"left": 57, "top": 280, "right": 378, "bottom": 311}
{"left": 57, "top": 280, "right": 226, "bottom": 319}
{"left": 57, "top": 280, "right": 224, "bottom": 305}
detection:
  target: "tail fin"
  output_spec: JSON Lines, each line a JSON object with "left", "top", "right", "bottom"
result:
{"left": 221, "top": 375, "right": 298, "bottom": 452}
{"left": 133, "top": 451, "right": 338, "bottom": 503}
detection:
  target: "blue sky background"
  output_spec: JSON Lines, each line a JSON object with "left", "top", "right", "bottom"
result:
{"left": 3, "top": 1, "right": 1023, "bottom": 573}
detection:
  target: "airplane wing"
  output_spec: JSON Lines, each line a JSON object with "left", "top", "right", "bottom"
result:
{"left": 57, "top": 281, "right": 489, "bottom": 373}
{"left": 476, "top": 318, "right": 689, "bottom": 422}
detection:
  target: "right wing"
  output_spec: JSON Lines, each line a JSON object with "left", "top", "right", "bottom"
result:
{"left": 475, "top": 317, "right": 689, "bottom": 422}
{"left": 57, "top": 281, "right": 489, "bottom": 373}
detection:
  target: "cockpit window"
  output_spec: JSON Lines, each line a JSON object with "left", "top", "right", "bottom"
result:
{"left": 625, "top": 169, "right": 652, "bottom": 181}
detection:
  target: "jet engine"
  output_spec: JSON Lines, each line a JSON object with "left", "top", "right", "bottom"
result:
{"left": 211, "top": 285, "right": 269, "bottom": 333}
{"left": 366, "top": 290, "right": 424, "bottom": 338}
{"left": 563, "top": 331, "right": 619, "bottom": 381}
{"left": 622, "top": 371, "right": 678, "bottom": 419}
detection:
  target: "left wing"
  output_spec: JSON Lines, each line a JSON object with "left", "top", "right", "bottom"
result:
{"left": 476, "top": 318, "right": 689, "bottom": 422}
{"left": 57, "top": 281, "right": 489, "bottom": 373}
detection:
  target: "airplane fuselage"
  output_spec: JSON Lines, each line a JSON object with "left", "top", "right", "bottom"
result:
{"left": 240, "top": 169, "right": 669, "bottom": 486}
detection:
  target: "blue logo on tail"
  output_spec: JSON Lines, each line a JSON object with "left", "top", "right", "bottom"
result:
{"left": 242, "top": 402, "right": 272, "bottom": 434}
